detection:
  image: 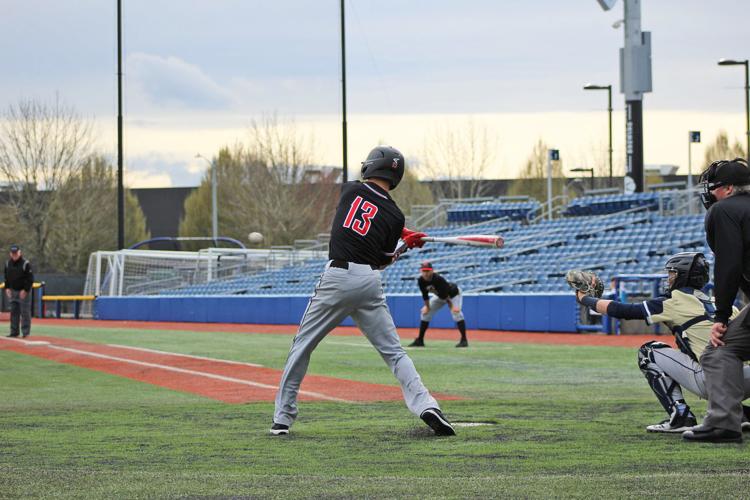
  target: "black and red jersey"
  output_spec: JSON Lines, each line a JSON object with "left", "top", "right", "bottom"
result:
{"left": 328, "top": 181, "right": 405, "bottom": 267}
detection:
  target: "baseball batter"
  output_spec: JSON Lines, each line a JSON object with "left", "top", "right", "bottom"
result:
{"left": 577, "top": 252, "right": 750, "bottom": 433}
{"left": 409, "top": 261, "right": 468, "bottom": 347}
{"left": 271, "top": 145, "right": 456, "bottom": 437}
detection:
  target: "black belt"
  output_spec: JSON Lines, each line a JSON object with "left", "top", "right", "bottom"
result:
{"left": 330, "top": 259, "right": 377, "bottom": 270}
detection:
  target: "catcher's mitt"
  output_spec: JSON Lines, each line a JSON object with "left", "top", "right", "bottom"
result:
{"left": 565, "top": 270, "right": 604, "bottom": 298}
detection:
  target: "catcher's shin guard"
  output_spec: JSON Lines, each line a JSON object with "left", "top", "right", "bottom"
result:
{"left": 638, "top": 341, "right": 686, "bottom": 414}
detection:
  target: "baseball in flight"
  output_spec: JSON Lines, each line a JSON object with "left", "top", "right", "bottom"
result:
{"left": 248, "top": 232, "right": 264, "bottom": 244}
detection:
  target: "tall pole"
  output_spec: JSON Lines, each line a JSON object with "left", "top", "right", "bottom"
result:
{"left": 607, "top": 85, "right": 613, "bottom": 186}
{"left": 211, "top": 159, "right": 218, "bottom": 241}
{"left": 340, "top": 0, "right": 348, "bottom": 183}
{"left": 745, "top": 62, "right": 749, "bottom": 162}
{"left": 546, "top": 153, "right": 552, "bottom": 221}
{"left": 688, "top": 136, "right": 693, "bottom": 215}
{"left": 116, "top": 0, "right": 125, "bottom": 249}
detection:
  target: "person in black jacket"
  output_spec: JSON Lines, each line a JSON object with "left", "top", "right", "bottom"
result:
{"left": 4, "top": 245, "right": 34, "bottom": 338}
{"left": 682, "top": 158, "right": 750, "bottom": 443}
{"left": 409, "top": 261, "right": 468, "bottom": 348}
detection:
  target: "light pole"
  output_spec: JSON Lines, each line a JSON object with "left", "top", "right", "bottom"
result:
{"left": 571, "top": 167, "right": 595, "bottom": 191}
{"left": 196, "top": 154, "right": 218, "bottom": 241}
{"left": 718, "top": 58, "right": 750, "bottom": 162}
{"left": 547, "top": 149, "right": 560, "bottom": 221}
{"left": 583, "top": 84, "right": 613, "bottom": 186}
{"left": 688, "top": 131, "right": 701, "bottom": 214}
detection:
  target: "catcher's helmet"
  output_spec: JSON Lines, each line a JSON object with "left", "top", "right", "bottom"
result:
{"left": 361, "top": 145, "right": 405, "bottom": 190}
{"left": 664, "top": 252, "right": 709, "bottom": 291}
{"left": 698, "top": 157, "right": 750, "bottom": 209}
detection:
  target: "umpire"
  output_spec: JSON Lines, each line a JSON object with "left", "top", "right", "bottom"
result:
{"left": 683, "top": 158, "right": 750, "bottom": 443}
{"left": 4, "top": 244, "right": 34, "bottom": 338}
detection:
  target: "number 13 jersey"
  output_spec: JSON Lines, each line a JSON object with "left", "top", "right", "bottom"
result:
{"left": 328, "top": 181, "right": 405, "bottom": 268}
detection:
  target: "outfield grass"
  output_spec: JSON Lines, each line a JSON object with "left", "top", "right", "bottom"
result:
{"left": 1, "top": 324, "right": 748, "bottom": 498}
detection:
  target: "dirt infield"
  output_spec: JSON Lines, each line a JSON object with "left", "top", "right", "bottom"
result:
{"left": 29, "top": 317, "right": 667, "bottom": 349}
{"left": 0, "top": 335, "right": 462, "bottom": 404}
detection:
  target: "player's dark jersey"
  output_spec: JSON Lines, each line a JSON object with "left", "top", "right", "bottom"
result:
{"left": 418, "top": 273, "right": 459, "bottom": 301}
{"left": 328, "top": 181, "right": 405, "bottom": 267}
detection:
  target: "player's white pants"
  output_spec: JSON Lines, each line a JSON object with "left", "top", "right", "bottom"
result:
{"left": 274, "top": 261, "right": 440, "bottom": 427}
{"left": 420, "top": 293, "right": 464, "bottom": 322}
{"left": 638, "top": 342, "right": 750, "bottom": 410}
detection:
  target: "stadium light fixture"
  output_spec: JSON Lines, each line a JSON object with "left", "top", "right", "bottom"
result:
{"left": 717, "top": 58, "right": 750, "bottom": 161}
{"left": 583, "top": 84, "right": 613, "bottom": 186}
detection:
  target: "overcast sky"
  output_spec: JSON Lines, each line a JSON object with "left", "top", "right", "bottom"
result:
{"left": 1, "top": 0, "right": 748, "bottom": 186}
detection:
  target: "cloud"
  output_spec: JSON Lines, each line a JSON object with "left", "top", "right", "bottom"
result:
{"left": 127, "top": 52, "right": 234, "bottom": 110}
{"left": 125, "top": 151, "right": 206, "bottom": 188}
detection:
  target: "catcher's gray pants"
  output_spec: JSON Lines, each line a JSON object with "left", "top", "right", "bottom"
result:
{"left": 701, "top": 305, "right": 750, "bottom": 433}
{"left": 638, "top": 341, "right": 750, "bottom": 414}
{"left": 420, "top": 293, "right": 464, "bottom": 322}
{"left": 274, "top": 261, "right": 440, "bottom": 427}
{"left": 8, "top": 290, "right": 31, "bottom": 337}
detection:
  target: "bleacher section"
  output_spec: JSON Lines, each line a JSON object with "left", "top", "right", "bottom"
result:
{"left": 446, "top": 200, "right": 540, "bottom": 222}
{"left": 164, "top": 204, "right": 708, "bottom": 298}
{"left": 564, "top": 192, "right": 674, "bottom": 216}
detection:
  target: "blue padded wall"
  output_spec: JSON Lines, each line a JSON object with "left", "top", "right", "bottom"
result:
{"left": 95, "top": 293, "right": 578, "bottom": 333}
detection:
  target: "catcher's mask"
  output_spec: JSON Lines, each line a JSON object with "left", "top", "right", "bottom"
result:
{"left": 664, "top": 252, "right": 709, "bottom": 292}
{"left": 361, "top": 145, "right": 405, "bottom": 190}
{"left": 698, "top": 158, "right": 750, "bottom": 209}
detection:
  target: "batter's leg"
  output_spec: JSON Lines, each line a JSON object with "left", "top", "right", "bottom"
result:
{"left": 273, "top": 272, "right": 351, "bottom": 427}
{"left": 352, "top": 280, "right": 439, "bottom": 417}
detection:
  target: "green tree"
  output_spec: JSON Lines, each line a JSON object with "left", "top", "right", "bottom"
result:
{"left": 46, "top": 156, "right": 150, "bottom": 273}
{"left": 507, "top": 139, "right": 566, "bottom": 204}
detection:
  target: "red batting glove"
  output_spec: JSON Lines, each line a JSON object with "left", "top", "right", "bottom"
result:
{"left": 401, "top": 227, "right": 427, "bottom": 249}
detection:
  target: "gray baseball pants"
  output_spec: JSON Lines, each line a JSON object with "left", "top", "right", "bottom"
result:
{"left": 700, "top": 305, "right": 750, "bottom": 433}
{"left": 420, "top": 293, "right": 464, "bottom": 322}
{"left": 8, "top": 290, "right": 31, "bottom": 337}
{"left": 274, "top": 261, "right": 440, "bottom": 427}
{"left": 639, "top": 342, "right": 750, "bottom": 408}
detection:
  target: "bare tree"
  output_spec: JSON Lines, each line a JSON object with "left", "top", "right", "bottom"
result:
{"left": 0, "top": 99, "right": 93, "bottom": 268}
{"left": 420, "top": 118, "right": 496, "bottom": 200}
{"left": 703, "top": 130, "right": 746, "bottom": 166}
{"left": 181, "top": 116, "right": 339, "bottom": 246}
{"left": 507, "top": 139, "right": 566, "bottom": 202}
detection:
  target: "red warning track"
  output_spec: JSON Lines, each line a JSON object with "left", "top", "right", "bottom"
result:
{"left": 27, "top": 317, "right": 663, "bottom": 349}
{"left": 0, "top": 335, "right": 462, "bottom": 404}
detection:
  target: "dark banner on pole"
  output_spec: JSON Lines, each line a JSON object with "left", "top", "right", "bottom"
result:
{"left": 625, "top": 100, "right": 644, "bottom": 193}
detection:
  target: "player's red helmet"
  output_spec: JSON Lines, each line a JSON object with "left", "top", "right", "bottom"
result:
{"left": 361, "top": 145, "right": 405, "bottom": 189}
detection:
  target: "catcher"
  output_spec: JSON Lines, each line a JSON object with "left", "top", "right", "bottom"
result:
{"left": 567, "top": 252, "right": 750, "bottom": 433}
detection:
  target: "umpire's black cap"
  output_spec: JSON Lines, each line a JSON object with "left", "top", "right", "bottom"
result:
{"left": 9, "top": 244, "right": 19, "bottom": 253}
{"left": 700, "top": 158, "right": 750, "bottom": 188}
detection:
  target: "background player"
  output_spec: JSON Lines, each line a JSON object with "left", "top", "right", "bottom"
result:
{"left": 574, "top": 252, "right": 749, "bottom": 433}
{"left": 409, "top": 261, "right": 468, "bottom": 348}
{"left": 271, "top": 145, "right": 456, "bottom": 437}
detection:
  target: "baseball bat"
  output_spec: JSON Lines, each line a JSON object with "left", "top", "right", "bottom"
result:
{"left": 421, "top": 234, "right": 504, "bottom": 248}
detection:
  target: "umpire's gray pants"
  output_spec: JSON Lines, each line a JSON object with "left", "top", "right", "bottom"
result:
{"left": 8, "top": 290, "right": 31, "bottom": 337}
{"left": 700, "top": 305, "right": 750, "bottom": 433}
{"left": 274, "top": 262, "right": 440, "bottom": 427}
{"left": 420, "top": 293, "right": 464, "bottom": 322}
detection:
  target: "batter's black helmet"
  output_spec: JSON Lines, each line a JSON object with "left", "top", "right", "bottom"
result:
{"left": 698, "top": 157, "right": 750, "bottom": 209}
{"left": 664, "top": 252, "right": 709, "bottom": 291}
{"left": 361, "top": 145, "right": 405, "bottom": 189}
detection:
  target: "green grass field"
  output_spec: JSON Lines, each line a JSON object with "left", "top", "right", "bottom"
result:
{"left": 1, "top": 323, "right": 748, "bottom": 499}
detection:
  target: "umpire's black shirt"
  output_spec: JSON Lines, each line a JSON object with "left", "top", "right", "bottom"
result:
{"left": 418, "top": 273, "right": 459, "bottom": 301}
{"left": 329, "top": 181, "right": 404, "bottom": 268}
{"left": 705, "top": 192, "right": 750, "bottom": 325}
{"left": 4, "top": 257, "right": 33, "bottom": 292}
